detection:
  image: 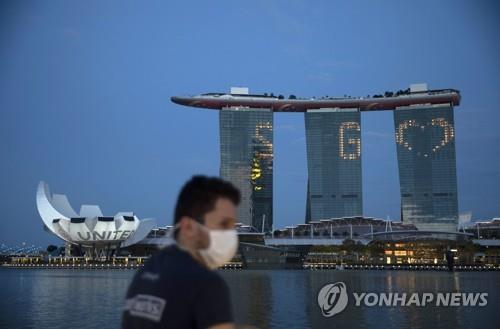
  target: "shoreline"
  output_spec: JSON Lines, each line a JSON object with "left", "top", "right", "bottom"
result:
{"left": 2, "top": 263, "right": 499, "bottom": 271}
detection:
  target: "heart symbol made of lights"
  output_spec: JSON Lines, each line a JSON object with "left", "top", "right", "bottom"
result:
{"left": 395, "top": 118, "right": 455, "bottom": 157}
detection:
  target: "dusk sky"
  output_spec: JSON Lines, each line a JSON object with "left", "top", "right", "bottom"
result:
{"left": 1, "top": 0, "right": 499, "bottom": 246}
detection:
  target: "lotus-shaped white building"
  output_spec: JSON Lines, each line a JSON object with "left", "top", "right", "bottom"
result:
{"left": 36, "top": 181, "right": 156, "bottom": 249}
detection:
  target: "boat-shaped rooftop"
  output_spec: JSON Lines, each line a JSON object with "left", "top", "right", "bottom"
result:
{"left": 171, "top": 85, "right": 460, "bottom": 112}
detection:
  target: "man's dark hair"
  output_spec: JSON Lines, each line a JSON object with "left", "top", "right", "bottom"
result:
{"left": 173, "top": 175, "right": 240, "bottom": 238}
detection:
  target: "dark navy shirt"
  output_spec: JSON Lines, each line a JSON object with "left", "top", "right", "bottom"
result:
{"left": 122, "top": 244, "right": 233, "bottom": 329}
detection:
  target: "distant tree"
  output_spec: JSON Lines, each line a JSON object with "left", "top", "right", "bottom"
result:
{"left": 46, "top": 245, "right": 57, "bottom": 253}
{"left": 354, "top": 241, "right": 365, "bottom": 252}
{"left": 342, "top": 238, "right": 355, "bottom": 247}
{"left": 278, "top": 95, "right": 284, "bottom": 99}
{"left": 289, "top": 95, "right": 297, "bottom": 99}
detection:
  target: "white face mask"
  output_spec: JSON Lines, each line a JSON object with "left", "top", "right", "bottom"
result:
{"left": 197, "top": 224, "right": 239, "bottom": 270}
{"left": 172, "top": 220, "right": 239, "bottom": 269}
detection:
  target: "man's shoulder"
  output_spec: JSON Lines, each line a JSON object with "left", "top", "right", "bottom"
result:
{"left": 202, "top": 268, "right": 227, "bottom": 284}
{"left": 147, "top": 244, "right": 173, "bottom": 259}
{"left": 196, "top": 270, "right": 230, "bottom": 296}
{"left": 132, "top": 245, "right": 227, "bottom": 287}
{"left": 141, "top": 244, "right": 210, "bottom": 277}
{"left": 127, "top": 246, "right": 191, "bottom": 295}
{"left": 142, "top": 244, "right": 183, "bottom": 268}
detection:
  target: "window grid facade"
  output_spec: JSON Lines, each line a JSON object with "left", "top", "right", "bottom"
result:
{"left": 394, "top": 105, "right": 458, "bottom": 232}
{"left": 219, "top": 107, "right": 273, "bottom": 232}
{"left": 305, "top": 109, "right": 363, "bottom": 222}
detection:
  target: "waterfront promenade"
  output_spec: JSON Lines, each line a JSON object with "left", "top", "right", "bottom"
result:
{"left": 3, "top": 262, "right": 499, "bottom": 271}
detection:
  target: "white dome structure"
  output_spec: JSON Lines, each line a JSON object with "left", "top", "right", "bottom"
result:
{"left": 36, "top": 181, "right": 156, "bottom": 248}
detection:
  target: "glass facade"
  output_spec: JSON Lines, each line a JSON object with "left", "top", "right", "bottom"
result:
{"left": 304, "top": 109, "right": 362, "bottom": 222}
{"left": 220, "top": 107, "right": 273, "bottom": 232}
{"left": 394, "top": 105, "right": 458, "bottom": 232}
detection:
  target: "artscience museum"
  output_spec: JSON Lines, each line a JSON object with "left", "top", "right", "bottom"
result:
{"left": 36, "top": 181, "right": 157, "bottom": 257}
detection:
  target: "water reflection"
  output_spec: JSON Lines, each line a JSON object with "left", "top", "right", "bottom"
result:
{"left": 224, "top": 270, "right": 498, "bottom": 329}
{"left": 0, "top": 269, "right": 131, "bottom": 329}
{"left": 0, "top": 269, "right": 498, "bottom": 329}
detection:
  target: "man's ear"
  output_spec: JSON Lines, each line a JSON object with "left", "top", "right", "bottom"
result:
{"left": 178, "top": 216, "right": 198, "bottom": 238}
{"left": 178, "top": 216, "right": 190, "bottom": 233}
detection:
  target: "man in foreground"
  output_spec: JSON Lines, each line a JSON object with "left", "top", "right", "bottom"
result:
{"left": 122, "top": 175, "right": 245, "bottom": 329}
